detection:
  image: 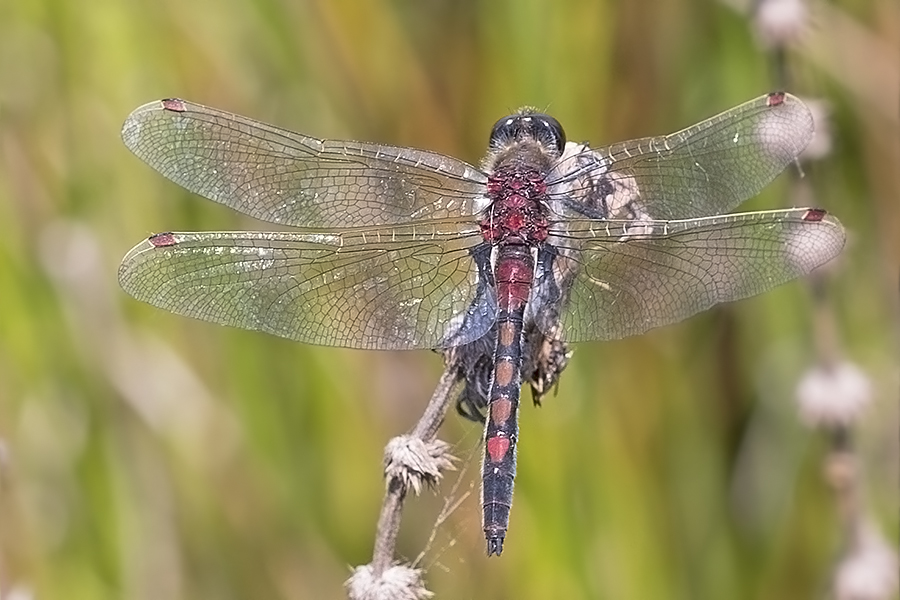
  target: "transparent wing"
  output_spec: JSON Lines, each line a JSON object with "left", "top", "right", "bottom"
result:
{"left": 122, "top": 99, "right": 488, "bottom": 228}
{"left": 548, "top": 93, "right": 814, "bottom": 220}
{"left": 118, "top": 223, "right": 495, "bottom": 350}
{"left": 534, "top": 209, "right": 844, "bottom": 342}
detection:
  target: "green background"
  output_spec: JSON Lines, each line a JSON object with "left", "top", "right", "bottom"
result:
{"left": 0, "top": 0, "right": 896, "bottom": 598}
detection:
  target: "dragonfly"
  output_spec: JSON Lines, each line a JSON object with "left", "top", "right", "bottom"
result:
{"left": 118, "top": 92, "right": 845, "bottom": 556}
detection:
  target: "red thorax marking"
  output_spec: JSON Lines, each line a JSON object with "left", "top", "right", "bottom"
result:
{"left": 481, "top": 168, "right": 550, "bottom": 245}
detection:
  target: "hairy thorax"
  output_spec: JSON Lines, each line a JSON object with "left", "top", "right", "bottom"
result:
{"left": 479, "top": 143, "right": 555, "bottom": 246}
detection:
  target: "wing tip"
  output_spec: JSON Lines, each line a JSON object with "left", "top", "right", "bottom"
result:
{"left": 118, "top": 232, "right": 179, "bottom": 287}
{"left": 121, "top": 98, "right": 193, "bottom": 146}
{"left": 788, "top": 208, "right": 847, "bottom": 272}
{"left": 750, "top": 91, "right": 815, "bottom": 162}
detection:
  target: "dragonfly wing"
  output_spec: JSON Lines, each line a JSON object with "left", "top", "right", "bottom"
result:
{"left": 548, "top": 93, "right": 814, "bottom": 221}
{"left": 118, "top": 223, "right": 495, "bottom": 350}
{"left": 122, "top": 99, "right": 488, "bottom": 228}
{"left": 533, "top": 209, "right": 844, "bottom": 342}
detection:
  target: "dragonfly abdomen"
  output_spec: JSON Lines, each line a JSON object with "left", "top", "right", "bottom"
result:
{"left": 482, "top": 244, "right": 534, "bottom": 556}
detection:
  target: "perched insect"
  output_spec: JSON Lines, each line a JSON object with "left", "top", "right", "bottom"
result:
{"left": 119, "top": 92, "right": 844, "bottom": 555}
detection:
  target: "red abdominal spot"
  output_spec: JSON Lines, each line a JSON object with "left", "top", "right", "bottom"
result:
{"left": 486, "top": 436, "right": 511, "bottom": 463}
{"left": 496, "top": 259, "right": 532, "bottom": 283}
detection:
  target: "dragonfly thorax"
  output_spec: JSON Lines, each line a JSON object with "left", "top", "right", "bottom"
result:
{"left": 480, "top": 165, "right": 550, "bottom": 245}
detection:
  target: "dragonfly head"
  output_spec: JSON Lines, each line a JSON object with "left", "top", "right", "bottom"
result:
{"left": 489, "top": 109, "right": 566, "bottom": 156}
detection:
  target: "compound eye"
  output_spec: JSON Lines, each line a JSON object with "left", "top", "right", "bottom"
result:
{"left": 488, "top": 113, "right": 567, "bottom": 155}
{"left": 489, "top": 116, "right": 518, "bottom": 149}
{"left": 532, "top": 114, "right": 566, "bottom": 154}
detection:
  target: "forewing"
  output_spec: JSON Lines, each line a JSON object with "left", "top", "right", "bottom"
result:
{"left": 122, "top": 99, "right": 488, "bottom": 228}
{"left": 534, "top": 209, "right": 844, "bottom": 342}
{"left": 118, "top": 223, "right": 494, "bottom": 350}
{"left": 548, "top": 93, "right": 814, "bottom": 220}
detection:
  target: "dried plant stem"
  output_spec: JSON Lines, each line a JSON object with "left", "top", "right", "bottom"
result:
{"left": 371, "top": 364, "right": 460, "bottom": 574}
{"left": 347, "top": 358, "right": 462, "bottom": 600}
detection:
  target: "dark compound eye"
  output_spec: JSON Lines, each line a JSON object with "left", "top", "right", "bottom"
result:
{"left": 489, "top": 112, "right": 566, "bottom": 155}
{"left": 530, "top": 114, "right": 566, "bottom": 154}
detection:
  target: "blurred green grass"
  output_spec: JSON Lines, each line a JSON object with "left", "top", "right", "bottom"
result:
{"left": 0, "top": 0, "right": 897, "bottom": 598}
